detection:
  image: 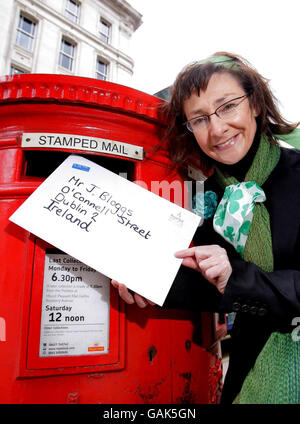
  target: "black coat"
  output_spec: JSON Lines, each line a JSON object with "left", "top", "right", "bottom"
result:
{"left": 163, "top": 147, "right": 300, "bottom": 404}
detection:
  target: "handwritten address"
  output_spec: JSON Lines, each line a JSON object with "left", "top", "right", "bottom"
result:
{"left": 43, "top": 175, "right": 152, "bottom": 239}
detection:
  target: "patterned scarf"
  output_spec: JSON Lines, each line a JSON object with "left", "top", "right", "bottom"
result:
{"left": 213, "top": 131, "right": 300, "bottom": 403}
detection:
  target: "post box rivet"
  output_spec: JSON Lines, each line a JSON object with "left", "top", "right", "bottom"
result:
{"left": 26, "top": 138, "right": 31, "bottom": 142}
{"left": 185, "top": 339, "right": 192, "bottom": 351}
{"left": 148, "top": 345, "right": 157, "bottom": 362}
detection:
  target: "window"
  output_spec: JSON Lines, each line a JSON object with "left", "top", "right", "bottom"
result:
{"left": 59, "top": 39, "right": 75, "bottom": 71}
{"left": 99, "top": 19, "right": 111, "bottom": 43}
{"left": 65, "top": 0, "right": 80, "bottom": 23}
{"left": 16, "top": 15, "right": 36, "bottom": 51}
{"left": 10, "top": 65, "right": 27, "bottom": 75}
{"left": 96, "top": 59, "right": 108, "bottom": 81}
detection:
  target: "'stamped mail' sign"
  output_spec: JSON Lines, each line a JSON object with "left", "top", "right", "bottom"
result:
{"left": 9, "top": 155, "right": 200, "bottom": 305}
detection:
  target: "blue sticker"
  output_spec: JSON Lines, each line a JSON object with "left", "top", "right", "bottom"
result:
{"left": 72, "top": 163, "right": 90, "bottom": 172}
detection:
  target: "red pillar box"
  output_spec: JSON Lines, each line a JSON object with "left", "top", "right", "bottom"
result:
{"left": 0, "top": 74, "right": 223, "bottom": 404}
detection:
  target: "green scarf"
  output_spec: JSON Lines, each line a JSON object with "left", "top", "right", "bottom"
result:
{"left": 213, "top": 131, "right": 300, "bottom": 404}
{"left": 214, "top": 134, "right": 279, "bottom": 270}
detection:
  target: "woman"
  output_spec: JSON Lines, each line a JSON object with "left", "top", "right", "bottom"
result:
{"left": 112, "top": 52, "right": 300, "bottom": 403}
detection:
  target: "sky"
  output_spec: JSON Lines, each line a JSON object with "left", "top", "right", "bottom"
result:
{"left": 127, "top": 0, "right": 300, "bottom": 123}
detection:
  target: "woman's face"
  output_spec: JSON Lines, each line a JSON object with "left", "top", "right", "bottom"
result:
{"left": 183, "top": 72, "right": 258, "bottom": 165}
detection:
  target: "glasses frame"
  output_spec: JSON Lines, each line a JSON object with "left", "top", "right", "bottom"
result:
{"left": 184, "top": 93, "right": 249, "bottom": 133}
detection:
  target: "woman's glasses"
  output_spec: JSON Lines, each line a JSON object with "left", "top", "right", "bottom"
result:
{"left": 184, "top": 94, "right": 249, "bottom": 133}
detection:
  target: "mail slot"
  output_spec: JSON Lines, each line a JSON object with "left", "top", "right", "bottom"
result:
{"left": 0, "top": 74, "right": 224, "bottom": 404}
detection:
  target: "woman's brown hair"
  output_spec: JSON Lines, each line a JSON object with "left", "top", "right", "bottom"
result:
{"left": 160, "top": 51, "right": 298, "bottom": 176}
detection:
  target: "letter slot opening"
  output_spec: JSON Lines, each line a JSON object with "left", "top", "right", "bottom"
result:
{"left": 23, "top": 150, "right": 135, "bottom": 180}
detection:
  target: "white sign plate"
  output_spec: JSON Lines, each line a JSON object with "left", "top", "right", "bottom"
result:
{"left": 40, "top": 253, "right": 110, "bottom": 357}
{"left": 10, "top": 154, "right": 200, "bottom": 306}
{"left": 22, "top": 132, "right": 144, "bottom": 160}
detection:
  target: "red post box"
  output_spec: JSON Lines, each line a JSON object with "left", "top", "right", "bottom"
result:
{"left": 0, "top": 74, "right": 224, "bottom": 404}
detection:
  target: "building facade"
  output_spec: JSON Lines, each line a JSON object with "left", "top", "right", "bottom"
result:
{"left": 0, "top": 0, "right": 142, "bottom": 85}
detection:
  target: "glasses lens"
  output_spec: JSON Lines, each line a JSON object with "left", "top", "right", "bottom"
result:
{"left": 186, "top": 122, "right": 193, "bottom": 132}
{"left": 188, "top": 116, "right": 208, "bottom": 132}
{"left": 217, "top": 96, "right": 246, "bottom": 120}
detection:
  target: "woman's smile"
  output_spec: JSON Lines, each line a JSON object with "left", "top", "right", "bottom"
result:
{"left": 214, "top": 133, "right": 240, "bottom": 151}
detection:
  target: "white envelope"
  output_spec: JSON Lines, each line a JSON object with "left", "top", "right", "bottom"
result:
{"left": 9, "top": 155, "right": 201, "bottom": 305}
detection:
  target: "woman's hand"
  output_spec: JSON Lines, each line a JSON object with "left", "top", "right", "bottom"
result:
{"left": 111, "top": 280, "right": 156, "bottom": 308}
{"left": 175, "top": 245, "right": 232, "bottom": 294}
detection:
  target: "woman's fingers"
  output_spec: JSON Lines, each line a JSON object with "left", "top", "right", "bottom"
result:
{"left": 134, "top": 293, "right": 148, "bottom": 308}
{"left": 199, "top": 252, "right": 227, "bottom": 273}
{"left": 175, "top": 246, "right": 209, "bottom": 270}
{"left": 134, "top": 294, "right": 156, "bottom": 307}
{"left": 175, "top": 245, "right": 232, "bottom": 293}
{"left": 201, "top": 264, "right": 228, "bottom": 293}
{"left": 175, "top": 247, "right": 197, "bottom": 258}
{"left": 176, "top": 245, "right": 218, "bottom": 262}
{"left": 116, "top": 282, "right": 135, "bottom": 304}
{"left": 111, "top": 280, "right": 134, "bottom": 303}
{"left": 180, "top": 257, "right": 200, "bottom": 271}
{"left": 111, "top": 280, "right": 155, "bottom": 307}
